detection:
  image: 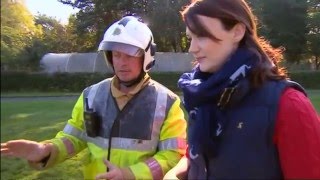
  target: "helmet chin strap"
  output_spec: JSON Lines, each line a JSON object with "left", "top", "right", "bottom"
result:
{"left": 118, "top": 71, "right": 146, "bottom": 87}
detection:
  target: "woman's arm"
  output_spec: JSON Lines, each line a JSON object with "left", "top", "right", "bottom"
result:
{"left": 274, "top": 88, "right": 320, "bottom": 179}
{"left": 164, "top": 155, "right": 190, "bottom": 180}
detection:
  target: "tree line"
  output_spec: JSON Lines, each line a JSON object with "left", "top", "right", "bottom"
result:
{"left": 1, "top": 0, "right": 319, "bottom": 71}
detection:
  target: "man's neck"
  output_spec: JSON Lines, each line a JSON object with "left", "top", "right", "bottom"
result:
{"left": 119, "top": 83, "right": 135, "bottom": 94}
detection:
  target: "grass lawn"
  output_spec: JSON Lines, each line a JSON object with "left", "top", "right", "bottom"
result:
{"left": 1, "top": 90, "right": 319, "bottom": 179}
{"left": 1, "top": 99, "right": 84, "bottom": 180}
{"left": 307, "top": 90, "right": 320, "bottom": 112}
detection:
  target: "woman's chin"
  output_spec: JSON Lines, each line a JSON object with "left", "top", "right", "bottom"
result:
{"left": 199, "top": 66, "right": 213, "bottom": 73}
{"left": 199, "top": 64, "right": 220, "bottom": 73}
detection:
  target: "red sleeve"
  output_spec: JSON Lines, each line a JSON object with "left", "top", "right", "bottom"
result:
{"left": 274, "top": 88, "right": 320, "bottom": 179}
{"left": 185, "top": 145, "right": 189, "bottom": 158}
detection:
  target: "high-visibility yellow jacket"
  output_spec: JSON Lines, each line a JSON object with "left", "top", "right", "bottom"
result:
{"left": 35, "top": 78, "right": 187, "bottom": 179}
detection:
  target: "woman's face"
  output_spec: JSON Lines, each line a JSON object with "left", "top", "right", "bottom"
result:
{"left": 186, "top": 15, "right": 244, "bottom": 73}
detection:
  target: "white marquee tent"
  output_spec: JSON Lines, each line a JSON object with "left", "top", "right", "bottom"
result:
{"left": 40, "top": 52, "right": 194, "bottom": 73}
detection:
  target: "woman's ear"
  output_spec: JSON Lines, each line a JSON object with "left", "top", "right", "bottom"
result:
{"left": 232, "top": 23, "right": 246, "bottom": 43}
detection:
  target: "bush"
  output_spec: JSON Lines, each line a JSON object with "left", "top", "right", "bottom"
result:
{"left": 150, "top": 72, "right": 181, "bottom": 91}
{"left": 1, "top": 71, "right": 319, "bottom": 93}
{"left": 1, "top": 72, "right": 111, "bottom": 92}
{"left": 288, "top": 71, "right": 320, "bottom": 89}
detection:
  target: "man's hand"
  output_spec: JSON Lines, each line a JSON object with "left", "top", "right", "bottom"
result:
{"left": 95, "top": 159, "right": 125, "bottom": 180}
{"left": 1, "top": 139, "right": 51, "bottom": 162}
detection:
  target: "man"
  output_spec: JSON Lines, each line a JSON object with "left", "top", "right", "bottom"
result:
{"left": 1, "top": 16, "right": 187, "bottom": 180}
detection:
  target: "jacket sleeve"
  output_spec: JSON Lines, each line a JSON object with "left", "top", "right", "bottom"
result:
{"left": 274, "top": 88, "right": 320, "bottom": 179}
{"left": 29, "top": 93, "right": 88, "bottom": 169}
{"left": 128, "top": 97, "right": 188, "bottom": 179}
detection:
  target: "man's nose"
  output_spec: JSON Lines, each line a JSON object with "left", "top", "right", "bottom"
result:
{"left": 118, "top": 55, "right": 129, "bottom": 63}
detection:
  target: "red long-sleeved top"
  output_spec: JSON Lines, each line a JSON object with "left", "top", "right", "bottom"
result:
{"left": 186, "top": 88, "right": 320, "bottom": 178}
{"left": 274, "top": 88, "right": 320, "bottom": 179}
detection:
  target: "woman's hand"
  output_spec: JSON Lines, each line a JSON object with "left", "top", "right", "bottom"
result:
{"left": 163, "top": 169, "right": 179, "bottom": 180}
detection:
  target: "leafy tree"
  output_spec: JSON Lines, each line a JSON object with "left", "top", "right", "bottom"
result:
{"left": 64, "top": 14, "right": 96, "bottom": 52}
{"left": 260, "top": 0, "right": 308, "bottom": 63}
{"left": 34, "top": 15, "right": 66, "bottom": 52}
{"left": 20, "top": 14, "right": 71, "bottom": 71}
{"left": 1, "top": 0, "right": 42, "bottom": 70}
{"left": 58, "top": 0, "right": 189, "bottom": 52}
{"left": 246, "top": 0, "right": 267, "bottom": 36}
{"left": 58, "top": 0, "right": 132, "bottom": 50}
{"left": 147, "top": 0, "right": 189, "bottom": 52}
{"left": 23, "top": 14, "right": 87, "bottom": 71}
{"left": 306, "top": 0, "right": 320, "bottom": 70}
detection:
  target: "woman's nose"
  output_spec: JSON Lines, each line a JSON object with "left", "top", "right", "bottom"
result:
{"left": 188, "top": 39, "right": 199, "bottom": 54}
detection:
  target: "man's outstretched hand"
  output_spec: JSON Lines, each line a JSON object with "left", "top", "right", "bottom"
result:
{"left": 1, "top": 139, "right": 51, "bottom": 162}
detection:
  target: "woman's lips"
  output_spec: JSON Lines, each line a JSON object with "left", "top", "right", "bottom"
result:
{"left": 196, "top": 57, "right": 206, "bottom": 63}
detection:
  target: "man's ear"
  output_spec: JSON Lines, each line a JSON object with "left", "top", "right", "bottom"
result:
{"left": 232, "top": 23, "right": 246, "bottom": 43}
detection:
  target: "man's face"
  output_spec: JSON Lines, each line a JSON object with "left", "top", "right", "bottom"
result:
{"left": 112, "top": 51, "right": 143, "bottom": 82}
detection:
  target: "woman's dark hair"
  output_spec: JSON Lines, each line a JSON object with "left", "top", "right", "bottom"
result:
{"left": 181, "top": 0, "right": 287, "bottom": 87}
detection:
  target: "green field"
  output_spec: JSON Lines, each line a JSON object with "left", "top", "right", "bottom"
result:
{"left": 308, "top": 90, "right": 320, "bottom": 112}
{"left": 1, "top": 91, "right": 319, "bottom": 179}
{"left": 0, "top": 99, "right": 84, "bottom": 180}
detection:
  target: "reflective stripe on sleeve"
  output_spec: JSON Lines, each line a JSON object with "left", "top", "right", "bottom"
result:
{"left": 63, "top": 124, "right": 86, "bottom": 140}
{"left": 62, "top": 138, "right": 75, "bottom": 156}
{"left": 158, "top": 138, "right": 187, "bottom": 151}
{"left": 145, "top": 157, "right": 163, "bottom": 179}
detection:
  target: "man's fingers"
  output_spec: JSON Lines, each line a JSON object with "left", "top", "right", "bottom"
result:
{"left": 0, "top": 149, "right": 13, "bottom": 156}
{"left": 97, "top": 159, "right": 123, "bottom": 180}
{"left": 95, "top": 173, "right": 108, "bottom": 180}
{"left": 104, "top": 159, "right": 116, "bottom": 170}
{"left": 1, "top": 144, "right": 13, "bottom": 156}
{"left": 1, "top": 143, "right": 10, "bottom": 151}
{"left": 1, "top": 141, "right": 18, "bottom": 149}
{"left": 1, "top": 148, "right": 9, "bottom": 153}
{"left": 95, "top": 172, "right": 115, "bottom": 180}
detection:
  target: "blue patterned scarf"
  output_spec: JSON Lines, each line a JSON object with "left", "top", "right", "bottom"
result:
{"left": 178, "top": 48, "right": 258, "bottom": 157}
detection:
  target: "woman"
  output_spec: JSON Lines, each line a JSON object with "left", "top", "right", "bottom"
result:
{"left": 164, "top": 0, "right": 320, "bottom": 179}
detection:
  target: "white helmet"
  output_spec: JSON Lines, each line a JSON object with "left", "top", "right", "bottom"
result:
{"left": 98, "top": 16, "right": 156, "bottom": 72}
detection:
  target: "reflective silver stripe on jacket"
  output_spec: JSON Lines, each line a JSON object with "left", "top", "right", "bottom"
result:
{"left": 151, "top": 89, "right": 167, "bottom": 139}
{"left": 62, "top": 81, "right": 180, "bottom": 151}
{"left": 63, "top": 124, "right": 87, "bottom": 140}
{"left": 86, "top": 79, "right": 107, "bottom": 110}
{"left": 63, "top": 124, "right": 109, "bottom": 148}
{"left": 64, "top": 124, "right": 183, "bottom": 151}
{"left": 62, "top": 138, "right": 75, "bottom": 157}
{"left": 158, "top": 137, "right": 187, "bottom": 151}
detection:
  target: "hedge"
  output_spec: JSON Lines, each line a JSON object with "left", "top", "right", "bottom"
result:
{"left": 1, "top": 71, "right": 319, "bottom": 93}
{"left": 288, "top": 71, "right": 320, "bottom": 89}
